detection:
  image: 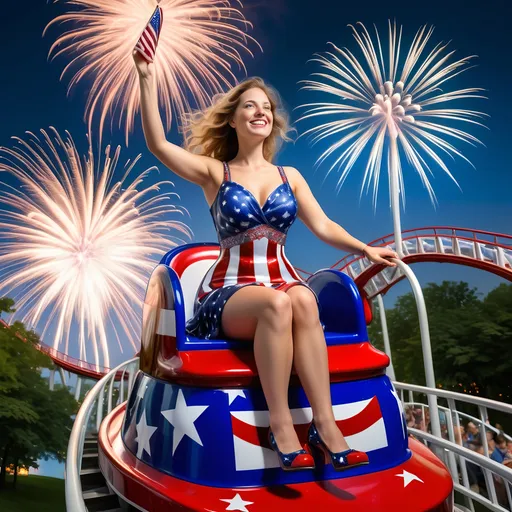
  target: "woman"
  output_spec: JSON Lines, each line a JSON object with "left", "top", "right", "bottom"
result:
{"left": 133, "top": 51, "right": 398, "bottom": 472}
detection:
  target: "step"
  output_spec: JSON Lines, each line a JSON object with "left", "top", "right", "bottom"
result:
{"left": 83, "top": 486, "right": 120, "bottom": 512}
{"left": 81, "top": 451, "right": 99, "bottom": 470}
{"left": 80, "top": 467, "right": 105, "bottom": 491}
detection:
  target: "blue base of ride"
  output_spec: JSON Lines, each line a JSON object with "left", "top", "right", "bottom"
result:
{"left": 122, "top": 371, "right": 409, "bottom": 488}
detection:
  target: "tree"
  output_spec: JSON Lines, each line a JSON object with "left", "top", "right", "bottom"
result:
{"left": 0, "top": 298, "right": 77, "bottom": 489}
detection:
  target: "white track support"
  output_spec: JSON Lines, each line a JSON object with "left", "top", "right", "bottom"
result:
{"left": 49, "top": 369, "right": 55, "bottom": 391}
{"left": 376, "top": 294, "right": 396, "bottom": 380}
{"left": 58, "top": 366, "right": 67, "bottom": 387}
{"left": 392, "top": 259, "right": 442, "bottom": 439}
{"left": 74, "top": 376, "right": 82, "bottom": 401}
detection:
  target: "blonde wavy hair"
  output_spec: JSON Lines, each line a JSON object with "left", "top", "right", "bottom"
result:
{"left": 181, "top": 77, "right": 295, "bottom": 163}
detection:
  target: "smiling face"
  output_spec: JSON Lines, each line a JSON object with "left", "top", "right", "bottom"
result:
{"left": 229, "top": 87, "right": 273, "bottom": 140}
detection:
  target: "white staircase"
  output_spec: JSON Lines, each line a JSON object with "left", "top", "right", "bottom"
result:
{"left": 65, "top": 358, "right": 138, "bottom": 511}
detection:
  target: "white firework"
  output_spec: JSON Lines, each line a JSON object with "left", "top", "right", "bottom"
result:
{"left": 0, "top": 127, "right": 192, "bottom": 368}
{"left": 297, "top": 21, "right": 487, "bottom": 209}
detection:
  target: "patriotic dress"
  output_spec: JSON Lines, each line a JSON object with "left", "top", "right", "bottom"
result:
{"left": 186, "top": 162, "right": 321, "bottom": 339}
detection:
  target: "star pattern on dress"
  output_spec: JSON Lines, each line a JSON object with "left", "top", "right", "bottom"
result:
{"left": 221, "top": 389, "right": 246, "bottom": 405}
{"left": 161, "top": 389, "right": 209, "bottom": 455}
{"left": 187, "top": 165, "right": 303, "bottom": 341}
{"left": 220, "top": 493, "right": 254, "bottom": 512}
{"left": 212, "top": 179, "right": 296, "bottom": 242}
{"left": 395, "top": 469, "right": 424, "bottom": 488}
{"left": 134, "top": 410, "right": 157, "bottom": 459}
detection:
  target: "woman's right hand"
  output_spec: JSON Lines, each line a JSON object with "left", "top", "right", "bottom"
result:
{"left": 133, "top": 50, "right": 154, "bottom": 80}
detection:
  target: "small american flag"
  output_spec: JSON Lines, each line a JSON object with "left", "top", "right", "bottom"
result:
{"left": 134, "top": 5, "right": 163, "bottom": 63}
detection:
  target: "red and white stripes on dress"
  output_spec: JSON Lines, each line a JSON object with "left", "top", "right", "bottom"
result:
{"left": 198, "top": 238, "right": 304, "bottom": 300}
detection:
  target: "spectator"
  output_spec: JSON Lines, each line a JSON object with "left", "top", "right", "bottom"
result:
{"left": 466, "top": 422, "right": 479, "bottom": 443}
{"left": 491, "top": 435, "right": 508, "bottom": 464}
{"left": 506, "top": 440, "right": 512, "bottom": 460}
{"left": 405, "top": 406, "right": 416, "bottom": 428}
{"left": 454, "top": 425, "right": 467, "bottom": 446}
{"left": 486, "top": 430, "right": 496, "bottom": 453}
{"left": 422, "top": 409, "right": 431, "bottom": 434}
{"left": 411, "top": 408, "right": 424, "bottom": 431}
{"left": 466, "top": 440, "right": 487, "bottom": 496}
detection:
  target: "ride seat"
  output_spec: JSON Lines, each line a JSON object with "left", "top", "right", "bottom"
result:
{"left": 140, "top": 243, "right": 389, "bottom": 386}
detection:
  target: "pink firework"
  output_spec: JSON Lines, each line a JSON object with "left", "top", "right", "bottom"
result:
{"left": 44, "top": 0, "right": 260, "bottom": 143}
{"left": 0, "top": 127, "right": 192, "bottom": 368}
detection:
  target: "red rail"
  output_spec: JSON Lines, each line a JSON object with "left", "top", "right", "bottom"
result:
{"left": 331, "top": 226, "right": 512, "bottom": 270}
{"left": 0, "top": 319, "right": 115, "bottom": 379}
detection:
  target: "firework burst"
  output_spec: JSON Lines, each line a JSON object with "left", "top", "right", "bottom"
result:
{"left": 0, "top": 127, "right": 192, "bottom": 368}
{"left": 44, "top": 0, "right": 260, "bottom": 143}
{"left": 297, "top": 21, "right": 487, "bottom": 210}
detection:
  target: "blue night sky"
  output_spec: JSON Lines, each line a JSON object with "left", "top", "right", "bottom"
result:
{"left": 1, "top": 0, "right": 511, "bottom": 342}
{"left": 1, "top": 0, "right": 511, "bottom": 479}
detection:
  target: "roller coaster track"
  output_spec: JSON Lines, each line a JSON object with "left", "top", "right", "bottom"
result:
{"left": 331, "top": 227, "right": 512, "bottom": 299}
{"left": 0, "top": 319, "right": 110, "bottom": 379}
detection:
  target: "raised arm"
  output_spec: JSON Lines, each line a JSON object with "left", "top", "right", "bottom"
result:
{"left": 133, "top": 52, "right": 215, "bottom": 186}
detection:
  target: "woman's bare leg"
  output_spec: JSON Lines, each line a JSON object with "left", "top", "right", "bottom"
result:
{"left": 286, "top": 285, "right": 350, "bottom": 452}
{"left": 221, "top": 286, "right": 303, "bottom": 453}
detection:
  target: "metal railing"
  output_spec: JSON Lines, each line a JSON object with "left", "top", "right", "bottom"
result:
{"left": 385, "top": 260, "right": 442, "bottom": 439}
{"left": 395, "top": 382, "right": 512, "bottom": 512}
{"left": 65, "top": 357, "right": 139, "bottom": 512}
{"left": 36, "top": 342, "right": 111, "bottom": 376}
{"left": 332, "top": 226, "right": 512, "bottom": 270}
{"left": 411, "top": 430, "right": 512, "bottom": 512}
{"left": 331, "top": 227, "right": 512, "bottom": 300}
{"left": 405, "top": 401, "right": 512, "bottom": 443}
{"left": 0, "top": 318, "right": 112, "bottom": 377}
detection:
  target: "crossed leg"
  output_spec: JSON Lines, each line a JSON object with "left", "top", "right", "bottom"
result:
{"left": 220, "top": 283, "right": 349, "bottom": 454}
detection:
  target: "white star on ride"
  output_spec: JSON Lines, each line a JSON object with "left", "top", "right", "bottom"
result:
{"left": 395, "top": 469, "right": 424, "bottom": 488}
{"left": 220, "top": 389, "right": 246, "bottom": 405}
{"left": 134, "top": 410, "right": 157, "bottom": 458}
{"left": 220, "top": 493, "right": 254, "bottom": 511}
{"left": 161, "top": 389, "right": 209, "bottom": 455}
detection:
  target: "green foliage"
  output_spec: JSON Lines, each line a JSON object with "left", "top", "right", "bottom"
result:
{"left": 0, "top": 298, "right": 77, "bottom": 490}
{"left": 0, "top": 298, "right": 15, "bottom": 316}
{"left": 0, "top": 475, "right": 65, "bottom": 511}
{"left": 368, "top": 281, "right": 512, "bottom": 402}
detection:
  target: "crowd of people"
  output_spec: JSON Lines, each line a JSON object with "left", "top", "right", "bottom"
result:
{"left": 405, "top": 405, "right": 512, "bottom": 504}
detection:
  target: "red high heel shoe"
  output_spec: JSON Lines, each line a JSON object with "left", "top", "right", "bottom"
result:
{"left": 134, "top": 5, "right": 163, "bottom": 63}
{"left": 307, "top": 421, "right": 369, "bottom": 471}
{"left": 268, "top": 429, "right": 315, "bottom": 471}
